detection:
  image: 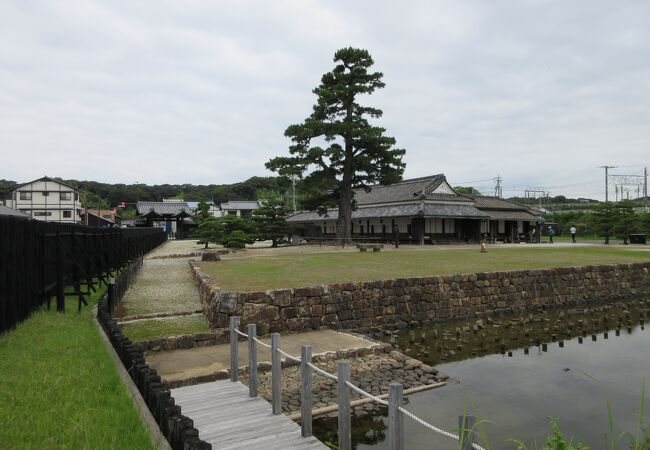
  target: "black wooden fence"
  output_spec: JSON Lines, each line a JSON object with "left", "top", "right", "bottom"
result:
{"left": 96, "top": 260, "right": 211, "bottom": 450}
{"left": 0, "top": 216, "right": 166, "bottom": 334}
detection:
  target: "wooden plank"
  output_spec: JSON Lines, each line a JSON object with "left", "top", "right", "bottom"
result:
{"left": 171, "top": 380, "right": 327, "bottom": 449}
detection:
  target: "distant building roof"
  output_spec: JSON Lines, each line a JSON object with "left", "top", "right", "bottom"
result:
{"left": 136, "top": 201, "right": 192, "bottom": 217}
{"left": 13, "top": 176, "right": 79, "bottom": 191}
{"left": 186, "top": 201, "right": 218, "bottom": 211}
{"left": 0, "top": 205, "right": 30, "bottom": 218}
{"left": 220, "top": 200, "right": 263, "bottom": 210}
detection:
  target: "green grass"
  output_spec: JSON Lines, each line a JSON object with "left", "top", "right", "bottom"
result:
{"left": 200, "top": 246, "right": 650, "bottom": 292}
{"left": 121, "top": 314, "right": 211, "bottom": 341}
{"left": 0, "top": 291, "right": 154, "bottom": 449}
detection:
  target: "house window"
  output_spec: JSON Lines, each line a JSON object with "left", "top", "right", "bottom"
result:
{"left": 75, "top": 193, "right": 79, "bottom": 201}
{"left": 63, "top": 211, "right": 72, "bottom": 218}
{"left": 60, "top": 192, "right": 72, "bottom": 201}
{"left": 34, "top": 211, "right": 52, "bottom": 216}
{"left": 227, "top": 210, "right": 237, "bottom": 216}
{"left": 19, "top": 192, "right": 32, "bottom": 200}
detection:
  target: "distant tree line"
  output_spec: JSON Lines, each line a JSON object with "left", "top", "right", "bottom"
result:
{"left": 0, "top": 176, "right": 293, "bottom": 209}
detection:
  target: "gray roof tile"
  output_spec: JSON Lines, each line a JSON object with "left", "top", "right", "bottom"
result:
{"left": 137, "top": 201, "right": 192, "bottom": 217}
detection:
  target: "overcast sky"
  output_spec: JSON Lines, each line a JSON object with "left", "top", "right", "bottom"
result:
{"left": 1, "top": 1, "right": 649, "bottom": 199}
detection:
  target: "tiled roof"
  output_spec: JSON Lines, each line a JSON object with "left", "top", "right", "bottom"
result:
{"left": 469, "top": 195, "right": 529, "bottom": 210}
{"left": 287, "top": 203, "right": 488, "bottom": 222}
{"left": 136, "top": 201, "right": 192, "bottom": 217}
{"left": 481, "top": 210, "right": 541, "bottom": 221}
{"left": 353, "top": 175, "right": 449, "bottom": 205}
{"left": 220, "top": 200, "right": 262, "bottom": 210}
{"left": 0, "top": 205, "right": 30, "bottom": 218}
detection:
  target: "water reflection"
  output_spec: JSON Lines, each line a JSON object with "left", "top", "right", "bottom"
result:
{"left": 387, "top": 299, "right": 649, "bottom": 366}
{"left": 312, "top": 298, "right": 650, "bottom": 449}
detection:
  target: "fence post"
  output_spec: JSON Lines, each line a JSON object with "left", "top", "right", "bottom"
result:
{"left": 300, "top": 345, "right": 313, "bottom": 437}
{"left": 230, "top": 316, "right": 239, "bottom": 382}
{"left": 338, "top": 360, "right": 351, "bottom": 450}
{"left": 459, "top": 415, "right": 477, "bottom": 450}
{"left": 388, "top": 383, "right": 404, "bottom": 450}
{"left": 107, "top": 278, "right": 115, "bottom": 313}
{"left": 271, "top": 333, "right": 282, "bottom": 415}
{"left": 248, "top": 323, "right": 257, "bottom": 397}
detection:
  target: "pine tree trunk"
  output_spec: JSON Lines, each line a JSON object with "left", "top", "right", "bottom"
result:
{"left": 336, "top": 102, "right": 354, "bottom": 244}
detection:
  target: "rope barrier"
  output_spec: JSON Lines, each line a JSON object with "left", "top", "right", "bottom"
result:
{"left": 231, "top": 324, "right": 485, "bottom": 450}
{"left": 277, "top": 348, "right": 301, "bottom": 363}
{"left": 234, "top": 328, "right": 248, "bottom": 338}
{"left": 253, "top": 337, "right": 271, "bottom": 349}
{"left": 398, "top": 407, "right": 486, "bottom": 450}
{"left": 307, "top": 362, "right": 338, "bottom": 381}
{"left": 346, "top": 381, "right": 389, "bottom": 406}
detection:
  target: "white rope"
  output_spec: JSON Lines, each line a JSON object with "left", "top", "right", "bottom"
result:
{"left": 307, "top": 362, "right": 338, "bottom": 381}
{"left": 398, "top": 407, "right": 487, "bottom": 450}
{"left": 253, "top": 337, "right": 271, "bottom": 348}
{"left": 277, "top": 348, "right": 301, "bottom": 362}
{"left": 399, "top": 406, "right": 460, "bottom": 440}
{"left": 234, "top": 328, "right": 248, "bottom": 338}
{"left": 345, "top": 381, "right": 389, "bottom": 406}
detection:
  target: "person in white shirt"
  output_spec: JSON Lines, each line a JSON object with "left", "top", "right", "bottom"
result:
{"left": 570, "top": 225, "right": 577, "bottom": 243}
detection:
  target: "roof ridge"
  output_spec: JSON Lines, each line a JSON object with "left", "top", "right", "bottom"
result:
{"left": 356, "top": 174, "right": 443, "bottom": 191}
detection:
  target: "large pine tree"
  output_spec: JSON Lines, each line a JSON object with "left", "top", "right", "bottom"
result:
{"left": 266, "top": 47, "right": 406, "bottom": 242}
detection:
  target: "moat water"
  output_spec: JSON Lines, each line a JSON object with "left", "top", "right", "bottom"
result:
{"left": 313, "top": 298, "right": 650, "bottom": 449}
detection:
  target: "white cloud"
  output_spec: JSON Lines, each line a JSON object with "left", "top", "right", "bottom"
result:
{"left": 0, "top": 0, "right": 649, "bottom": 200}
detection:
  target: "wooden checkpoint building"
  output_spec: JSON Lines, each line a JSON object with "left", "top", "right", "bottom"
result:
{"left": 287, "top": 174, "right": 542, "bottom": 244}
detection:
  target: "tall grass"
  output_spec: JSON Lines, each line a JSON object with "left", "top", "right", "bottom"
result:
{"left": 0, "top": 288, "right": 154, "bottom": 449}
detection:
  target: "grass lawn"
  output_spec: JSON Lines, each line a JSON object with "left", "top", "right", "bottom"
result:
{"left": 0, "top": 291, "right": 154, "bottom": 449}
{"left": 200, "top": 246, "right": 650, "bottom": 292}
{"left": 120, "top": 314, "right": 210, "bottom": 342}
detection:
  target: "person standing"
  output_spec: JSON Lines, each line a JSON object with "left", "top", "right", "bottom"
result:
{"left": 548, "top": 226, "right": 555, "bottom": 243}
{"left": 570, "top": 225, "right": 577, "bottom": 243}
{"left": 392, "top": 224, "right": 400, "bottom": 249}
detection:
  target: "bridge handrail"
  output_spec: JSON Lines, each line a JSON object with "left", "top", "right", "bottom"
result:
{"left": 229, "top": 317, "right": 485, "bottom": 450}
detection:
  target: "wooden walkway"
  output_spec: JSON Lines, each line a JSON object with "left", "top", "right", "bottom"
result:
{"left": 171, "top": 380, "right": 328, "bottom": 450}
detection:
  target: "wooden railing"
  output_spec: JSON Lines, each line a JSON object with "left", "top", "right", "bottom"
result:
{"left": 228, "top": 316, "right": 484, "bottom": 450}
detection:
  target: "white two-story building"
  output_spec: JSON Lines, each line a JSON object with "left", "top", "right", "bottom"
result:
{"left": 5, "top": 176, "right": 82, "bottom": 223}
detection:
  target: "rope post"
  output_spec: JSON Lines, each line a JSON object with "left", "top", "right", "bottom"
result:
{"left": 107, "top": 278, "right": 115, "bottom": 313}
{"left": 300, "top": 345, "right": 313, "bottom": 437}
{"left": 338, "top": 360, "right": 351, "bottom": 450}
{"left": 459, "top": 415, "right": 477, "bottom": 450}
{"left": 229, "top": 316, "right": 239, "bottom": 382}
{"left": 271, "top": 333, "right": 282, "bottom": 415}
{"left": 388, "top": 383, "right": 404, "bottom": 450}
{"left": 248, "top": 323, "right": 257, "bottom": 397}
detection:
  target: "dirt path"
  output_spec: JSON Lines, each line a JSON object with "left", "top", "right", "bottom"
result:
{"left": 146, "top": 330, "right": 378, "bottom": 384}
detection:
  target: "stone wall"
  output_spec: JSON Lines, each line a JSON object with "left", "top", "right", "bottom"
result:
{"left": 191, "top": 261, "right": 650, "bottom": 335}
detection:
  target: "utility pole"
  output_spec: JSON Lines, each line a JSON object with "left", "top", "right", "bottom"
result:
{"left": 494, "top": 175, "right": 502, "bottom": 198}
{"left": 600, "top": 166, "right": 616, "bottom": 202}
{"left": 643, "top": 167, "right": 648, "bottom": 212}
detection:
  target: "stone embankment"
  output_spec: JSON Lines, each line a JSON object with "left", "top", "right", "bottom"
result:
{"left": 191, "top": 260, "right": 650, "bottom": 335}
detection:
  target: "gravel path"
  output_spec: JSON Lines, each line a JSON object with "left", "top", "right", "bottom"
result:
{"left": 116, "top": 254, "right": 202, "bottom": 318}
